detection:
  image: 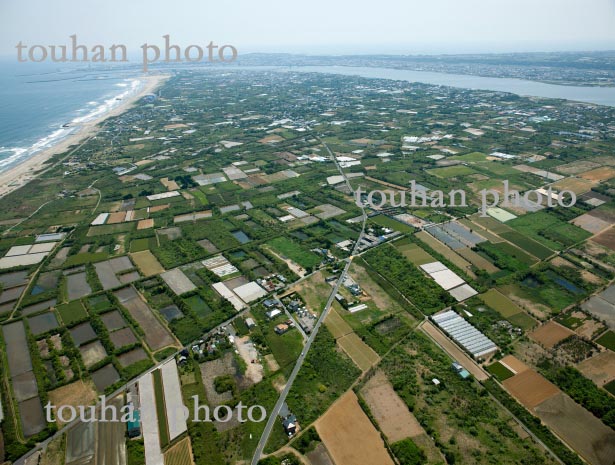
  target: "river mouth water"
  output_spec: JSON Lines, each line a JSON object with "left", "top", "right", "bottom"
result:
{"left": 216, "top": 64, "right": 615, "bottom": 107}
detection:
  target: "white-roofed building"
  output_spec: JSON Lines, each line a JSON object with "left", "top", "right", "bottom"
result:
{"left": 432, "top": 310, "right": 497, "bottom": 359}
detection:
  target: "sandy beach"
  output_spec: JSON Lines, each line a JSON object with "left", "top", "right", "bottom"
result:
{"left": 0, "top": 74, "right": 169, "bottom": 199}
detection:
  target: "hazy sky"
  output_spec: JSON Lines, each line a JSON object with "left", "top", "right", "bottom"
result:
{"left": 1, "top": 0, "right": 615, "bottom": 56}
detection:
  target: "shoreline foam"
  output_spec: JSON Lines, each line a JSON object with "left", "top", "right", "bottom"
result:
{"left": 0, "top": 74, "right": 169, "bottom": 199}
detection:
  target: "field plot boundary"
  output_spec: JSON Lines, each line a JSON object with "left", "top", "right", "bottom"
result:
{"left": 360, "top": 371, "right": 425, "bottom": 442}
{"left": 316, "top": 391, "right": 395, "bottom": 465}
{"left": 337, "top": 333, "right": 379, "bottom": 372}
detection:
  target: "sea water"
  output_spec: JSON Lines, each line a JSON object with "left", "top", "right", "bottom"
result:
{"left": 0, "top": 60, "right": 141, "bottom": 174}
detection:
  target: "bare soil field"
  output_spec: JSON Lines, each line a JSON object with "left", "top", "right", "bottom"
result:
{"left": 109, "top": 327, "right": 138, "bottom": 348}
{"left": 316, "top": 391, "right": 395, "bottom": 465}
{"left": 117, "top": 347, "right": 148, "bottom": 368}
{"left": 420, "top": 321, "right": 489, "bottom": 380}
{"left": 79, "top": 340, "right": 107, "bottom": 368}
{"left": 579, "top": 167, "right": 615, "bottom": 182}
{"left": 234, "top": 336, "right": 264, "bottom": 385}
{"left": 107, "top": 212, "right": 126, "bottom": 224}
{"left": 19, "top": 397, "right": 46, "bottom": 437}
{"left": 502, "top": 369, "right": 559, "bottom": 409}
{"left": 264, "top": 354, "right": 280, "bottom": 373}
{"left": 361, "top": 371, "right": 424, "bottom": 442}
{"left": 534, "top": 392, "right": 615, "bottom": 465}
{"left": 576, "top": 351, "right": 615, "bottom": 386}
{"left": 591, "top": 226, "right": 615, "bottom": 252}
{"left": 555, "top": 160, "right": 601, "bottom": 175}
{"left": 66, "top": 272, "right": 92, "bottom": 300}
{"left": 498, "top": 355, "right": 529, "bottom": 375}
{"left": 571, "top": 213, "right": 612, "bottom": 234}
{"left": 199, "top": 352, "right": 236, "bottom": 406}
{"left": 137, "top": 218, "right": 154, "bottom": 230}
{"left": 90, "top": 364, "right": 120, "bottom": 392}
{"left": 28, "top": 312, "right": 60, "bottom": 335}
{"left": 113, "top": 286, "right": 177, "bottom": 351}
{"left": 95, "top": 396, "right": 128, "bottom": 465}
{"left": 12, "top": 371, "right": 39, "bottom": 401}
{"left": 529, "top": 321, "right": 574, "bottom": 349}
{"left": 337, "top": 333, "right": 379, "bottom": 371}
{"left": 306, "top": 443, "right": 335, "bottom": 465}
{"left": 3, "top": 321, "right": 33, "bottom": 376}
{"left": 48, "top": 380, "right": 97, "bottom": 426}
{"left": 575, "top": 318, "right": 605, "bottom": 339}
{"left": 550, "top": 177, "right": 597, "bottom": 195}
{"left": 100, "top": 310, "right": 127, "bottom": 332}
{"left": 70, "top": 322, "right": 97, "bottom": 346}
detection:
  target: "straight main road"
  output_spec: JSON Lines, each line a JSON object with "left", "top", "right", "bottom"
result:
{"left": 250, "top": 138, "right": 367, "bottom": 465}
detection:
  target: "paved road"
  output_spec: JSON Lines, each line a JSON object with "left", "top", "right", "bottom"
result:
{"left": 250, "top": 138, "right": 367, "bottom": 465}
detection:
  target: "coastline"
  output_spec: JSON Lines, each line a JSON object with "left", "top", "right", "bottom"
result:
{"left": 0, "top": 74, "right": 169, "bottom": 199}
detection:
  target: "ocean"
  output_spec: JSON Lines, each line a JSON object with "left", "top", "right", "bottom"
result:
{"left": 0, "top": 60, "right": 141, "bottom": 174}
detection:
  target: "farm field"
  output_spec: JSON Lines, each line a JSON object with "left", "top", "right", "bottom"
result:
{"left": 415, "top": 231, "right": 474, "bottom": 276}
{"left": 576, "top": 351, "right": 615, "bottom": 387}
{"left": 316, "top": 391, "right": 395, "bottom": 465}
{"left": 337, "top": 333, "right": 379, "bottom": 371}
{"left": 550, "top": 177, "right": 597, "bottom": 195}
{"left": 486, "top": 361, "right": 515, "bottom": 381}
{"left": 284, "top": 270, "right": 332, "bottom": 313}
{"left": 360, "top": 371, "right": 424, "bottom": 442}
{"left": 324, "top": 307, "right": 353, "bottom": 339}
{"left": 370, "top": 214, "right": 415, "bottom": 233}
{"left": 266, "top": 237, "right": 321, "bottom": 269}
{"left": 113, "top": 286, "right": 177, "bottom": 351}
{"left": 427, "top": 165, "right": 476, "bottom": 178}
{"left": 130, "top": 250, "right": 165, "bottom": 276}
{"left": 596, "top": 330, "right": 615, "bottom": 351}
{"left": 502, "top": 369, "right": 560, "bottom": 409}
{"left": 57, "top": 300, "right": 88, "bottom": 325}
{"left": 529, "top": 321, "right": 574, "bottom": 348}
{"left": 535, "top": 393, "right": 615, "bottom": 465}
{"left": 164, "top": 437, "right": 194, "bottom": 465}
{"left": 591, "top": 226, "right": 615, "bottom": 251}
{"left": 497, "top": 231, "right": 554, "bottom": 259}
{"left": 66, "top": 272, "right": 92, "bottom": 301}
{"left": 48, "top": 380, "right": 97, "bottom": 426}
{"left": 456, "top": 246, "right": 500, "bottom": 273}
{"left": 479, "top": 289, "right": 537, "bottom": 330}
{"left": 394, "top": 240, "right": 435, "bottom": 265}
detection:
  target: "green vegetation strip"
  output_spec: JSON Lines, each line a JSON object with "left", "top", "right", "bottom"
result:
{"left": 486, "top": 362, "right": 514, "bottom": 381}
{"left": 152, "top": 368, "right": 170, "bottom": 448}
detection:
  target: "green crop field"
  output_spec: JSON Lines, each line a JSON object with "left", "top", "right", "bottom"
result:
{"left": 370, "top": 215, "right": 415, "bottom": 233}
{"left": 487, "top": 361, "right": 515, "bottom": 381}
{"left": 152, "top": 369, "right": 170, "bottom": 448}
{"left": 498, "top": 231, "right": 554, "bottom": 260}
{"left": 266, "top": 237, "right": 321, "bottom": 269}
{"left": 57, "top": 300, "right": 88, "bottom": 325}
{"left": 480, "top": 289, "right": 536, "bottom": 329}
{"left": 596, "top": 330, "right": 615, "bottom": 351}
